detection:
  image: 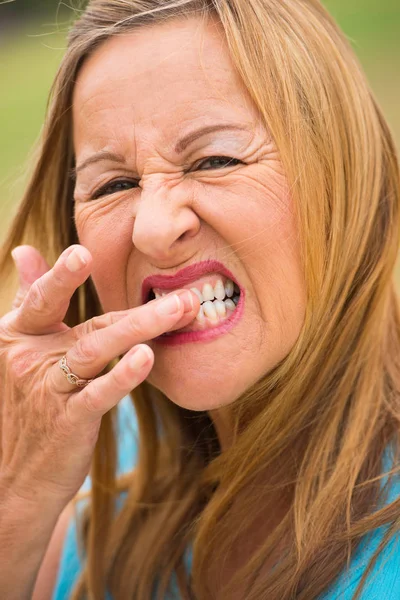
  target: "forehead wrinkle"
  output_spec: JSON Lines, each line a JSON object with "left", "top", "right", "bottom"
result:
{"left": 74, "top": 96, "right": 138, "bottom": 161}
{"left": 73, "top": 27, "right": 263, "bottom": 171}
{"left": 74, "top": 83, "right": 114, "bottom": 119}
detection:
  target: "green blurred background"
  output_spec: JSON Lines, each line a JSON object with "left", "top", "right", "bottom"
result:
{"left": 0, "top": 0, "right": 399, "bottom": 245}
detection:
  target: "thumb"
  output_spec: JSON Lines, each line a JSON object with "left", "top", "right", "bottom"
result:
{"left": 11, "top": 246, "right": 51, "bottom": 310}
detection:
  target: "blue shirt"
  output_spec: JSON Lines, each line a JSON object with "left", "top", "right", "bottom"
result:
{"left": 53, "top": 395, "right": 400, "bottom": 599}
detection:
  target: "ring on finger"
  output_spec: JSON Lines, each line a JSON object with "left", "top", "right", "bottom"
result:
{"left": 58, "top": 355, "right": 94, "bottom": 388}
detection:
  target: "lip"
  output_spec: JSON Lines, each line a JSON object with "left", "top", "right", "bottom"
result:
{"left": 141, "top": 259, "right": 241, "bottom": 305}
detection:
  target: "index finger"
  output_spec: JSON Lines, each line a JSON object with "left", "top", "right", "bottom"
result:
{"left": 50, "top": 290, "right": 199, "bottom": 392}
{"left": 77, "top": 290, "right": 199, "bottom": 360}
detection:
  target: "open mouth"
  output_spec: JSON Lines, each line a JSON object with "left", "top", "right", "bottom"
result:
{"left": 147, "top": 274, "right": 241, "bottom": 334}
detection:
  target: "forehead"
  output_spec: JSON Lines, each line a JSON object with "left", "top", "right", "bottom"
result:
{"left": 72, "top": 16, "right": 257, "bottom": 152}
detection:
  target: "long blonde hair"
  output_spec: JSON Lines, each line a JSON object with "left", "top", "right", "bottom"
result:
{"left": 1, "top": 1, "right": 400, "bottom": 598}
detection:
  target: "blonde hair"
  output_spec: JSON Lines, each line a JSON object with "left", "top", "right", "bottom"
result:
{"left": 1, "top": 1, "right": 400, "bottom": 598}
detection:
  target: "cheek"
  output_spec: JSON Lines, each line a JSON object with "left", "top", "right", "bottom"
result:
{"left": 208, "top": 173, "right": 304, "bottom": 334}
{"left": 200, "top": 170, "right": 296, "bottom": 263}
{"left": 74, "top": 201, "right": 134, "bottom": 310}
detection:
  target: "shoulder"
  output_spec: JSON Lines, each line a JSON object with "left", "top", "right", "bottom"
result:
{"left": 322, "top": 530, "right": 400, "bottom": 600}
{"left": 321, "top": 443, "right": 400, "bottom": 599}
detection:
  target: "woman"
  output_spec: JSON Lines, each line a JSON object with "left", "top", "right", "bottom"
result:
{"left": 0, "top": 0, "right": 399, "bottom": 598}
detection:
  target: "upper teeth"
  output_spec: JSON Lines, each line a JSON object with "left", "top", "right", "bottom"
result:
{"left": 153, "top": 278, "right": 240, "bottom": 304}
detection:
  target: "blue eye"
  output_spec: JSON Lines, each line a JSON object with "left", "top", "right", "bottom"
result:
{"left": 196, "top": 156, "right": 242, "bottom": 170}
{"left": 91, "top": 179, "right": 139, "bottom": 200}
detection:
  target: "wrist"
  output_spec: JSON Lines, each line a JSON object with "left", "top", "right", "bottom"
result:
{"left": 0, "top": 468, "right": 71, "bottom": 514}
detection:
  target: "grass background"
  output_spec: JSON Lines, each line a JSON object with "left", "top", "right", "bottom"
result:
{"left": 0, "top": 1, "right": 399, "bottom": 251}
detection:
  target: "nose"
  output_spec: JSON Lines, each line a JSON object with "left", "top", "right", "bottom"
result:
{"left": 131, "top": 180, "right": 201, "bottom": 263}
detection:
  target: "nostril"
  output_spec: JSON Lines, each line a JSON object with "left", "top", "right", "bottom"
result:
{"left": 177, "top": 231, "right": 188, "bottom": 243}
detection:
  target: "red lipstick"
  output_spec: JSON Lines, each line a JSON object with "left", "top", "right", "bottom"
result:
{"left": 141, "top": 260, "right": 240, "bottom": 305}
{"left": 141, "top": 260, "right": 245, "bottom": 346}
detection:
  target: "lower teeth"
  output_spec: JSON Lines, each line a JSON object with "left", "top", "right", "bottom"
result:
{"left": 160, "top": 292, "right": 240, "bottom": 335}
{"left": 196, "top": 293, "right": 240, "bottom": 323}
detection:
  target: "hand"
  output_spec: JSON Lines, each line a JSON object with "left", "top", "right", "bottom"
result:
{"left": 0, "top": 245, "right": 199, "bottom": 508}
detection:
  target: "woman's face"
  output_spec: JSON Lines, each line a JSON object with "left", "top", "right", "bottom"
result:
{"left": 72, "top": 17, "right": 306, "bottom": 412}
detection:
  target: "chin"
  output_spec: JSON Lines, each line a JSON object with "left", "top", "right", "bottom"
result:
{"left": 146, "top": 367, "right": 251, "bottom": 412}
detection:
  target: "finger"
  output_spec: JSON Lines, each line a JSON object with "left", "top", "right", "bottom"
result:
{"left": 11, "top": 245, "right": 92, "bottom": 336}
{"left": 66, "top": 344, "right": 154, "bottom": 425}
{"left": 50, "top": 289, "right": 199, "bottom": 393}
{"left": 72, "top": 288, "right": 197, "bottom": 338}
{"left": 11, "top": 246, "right": 51, "bottom": 310}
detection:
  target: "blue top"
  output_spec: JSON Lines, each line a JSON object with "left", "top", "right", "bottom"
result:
{"left": 53, "top": 395, "right": 400, "bottom": 599}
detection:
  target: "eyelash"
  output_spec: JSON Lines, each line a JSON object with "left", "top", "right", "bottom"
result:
{"left": 89, "top": 156, "right": 243, "bottom": 200}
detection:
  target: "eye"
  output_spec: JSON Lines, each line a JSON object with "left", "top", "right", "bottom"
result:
{"left": 90, "top": 178, "right": 140, "bottom": 200}
{"left": 195, "top": 156, "right": 243, "bottom": 171}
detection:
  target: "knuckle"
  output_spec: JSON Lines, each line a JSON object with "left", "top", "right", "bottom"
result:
{"left": 73, "top": 314, "right": 109, "bottom": 340}
{"left": 126, "top": 315, "right": 144, "bottom": 338}
{"left": 79, "top": 382, "right": 101, "bottom": 416}
{"left": 27, "top": 280, "right": 52, "bottom": 315}
{"left": 0, "top": 318, "right": 14, "bottom": 347}
{"left": 91, "top": 313, "right": 114, "bottom": 329}
{"left": 89, "top": 314, "right": 110, "bottom": 332}
{"left": 72, "top": 312, "right": 130, "bottom": 342}
{"left": 106, "top": 312, "right": 128, "bottom": 327}
{"left": 71, "top": 319, "right": 91, "bottom": 340}
{"left": 73, "top": 332, "right": 101, "bottom": 366}
{"left": 108, "top": 364, "right": 129, "bottom": 390}
{"left": 12, "top": 289, "right": 26, "bottom": 311}
{"left": 51, "top": 267, "right": 65, "bottom": 288}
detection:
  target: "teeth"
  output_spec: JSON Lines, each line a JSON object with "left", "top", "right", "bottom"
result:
{"left": 225, "top": 280, "right": 234, "bottom": 298}
{"left": 153, "top": 277, "right": 240, "bottom": 315}
{"left": 202, "top": 300, "right": 218, "bottom": 322}
{"left": 190, "top": 287, "right": 203, "bottom": 303}
{"left": 214, "top": 299, "right": 227, "bottom": 317}
{"left": 202, "top": 283, "right": 215, "bottom": 302}
{"left": 214, "top": 279, "right": 226, "bottom": 301}
{"left": 224, "top": 299, "right": 236, "bottom": 311}
{"left": 196, "top": 304, "right": 205, "bottom": 322}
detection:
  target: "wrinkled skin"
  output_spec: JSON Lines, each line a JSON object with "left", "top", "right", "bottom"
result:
{"left": 0, "top": 244, "right": 198, "bottom": 506}
{"left": 0, "top": 11, "right": 305, "bottom": 520}
{"left": 0, "top": 16, "right": 306, "bottom": 598}
{"left": 72, "top": 17, "right": 306, "bottom": 445}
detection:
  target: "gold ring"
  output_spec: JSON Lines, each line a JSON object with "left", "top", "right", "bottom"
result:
{"left": 58, "top": 356, "right": 94, "bottom": 388}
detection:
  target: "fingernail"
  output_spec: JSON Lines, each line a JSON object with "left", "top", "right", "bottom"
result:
{"left": 155, "top": 294, "right": 181, "bottom": 316}
{"left": 66, "top": 248, "right": 88, "bottom": 272}
{"left": 130, "top": 345, "right": 152, "bottom": 370}
{"left": 11, "top": 248, "right": 21, "bottom": 268}
{"left": 11, "top": 249, "right": 24, "bottom": 284}
{"left": 11, "top": 248, "right": 38, "bottom": 285}
{"left": 176, "top": 290, "right": 195, "bottom": 313}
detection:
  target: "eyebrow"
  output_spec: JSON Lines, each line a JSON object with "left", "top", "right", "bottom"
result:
{"left": 72, "top": 123, "right": 249, "bottom": 177}
{"left": 73, "top": 151, "right": 126, "bottom": 178}
{"left": 174, "top": 124, "right": 249, "bottom": 154}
